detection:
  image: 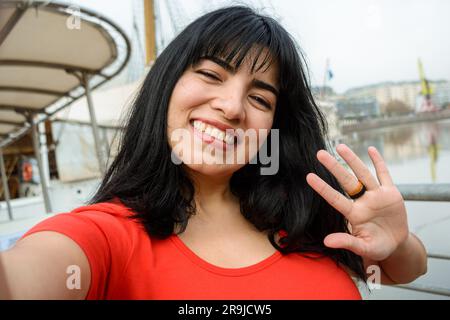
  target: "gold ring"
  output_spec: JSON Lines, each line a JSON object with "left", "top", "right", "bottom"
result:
{"left": 348, "top": 180, "right": 366, "bottom": 199}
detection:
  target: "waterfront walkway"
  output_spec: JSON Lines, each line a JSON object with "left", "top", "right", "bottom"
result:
{"left": 341, "top": 109, "right": 450, "bottom": 134}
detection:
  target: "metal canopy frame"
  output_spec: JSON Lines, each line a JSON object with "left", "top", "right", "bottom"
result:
{"left": 0, "top": 1, "right": 131, "bottom": 218}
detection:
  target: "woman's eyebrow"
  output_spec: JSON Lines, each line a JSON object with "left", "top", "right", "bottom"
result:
{"left": 201, "top": 56, "right": 279, "bottom": 97}
{"left": 252, "top": 79, "right": 279, "bottom": 97}
{"left": 203, "top": 56, "right": 236, "bottom": 73}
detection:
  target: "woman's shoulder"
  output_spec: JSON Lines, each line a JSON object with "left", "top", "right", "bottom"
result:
{"left": 70, "top": 198, "right": 135, "bottom": 220}
{"left": 20, "top": 198, "right": 146, "bottom": 255}
{"left": 33, "top": 198, "right": 133, "bottom": 228}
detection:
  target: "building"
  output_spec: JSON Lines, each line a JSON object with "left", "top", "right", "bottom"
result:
{"left": 344, "top": 81, "right": 419, "bottom": 114}
{"left": 434, "top": 81, "right": 450, "bottom": 109}
{"left": 343, "top": 80, "right": 450, "bottom": 114}
{"left": 335, "top": 97, "right": 380, "bottom": 120}
{"left": 316, "top": 100, "right": 340, "bottom": 141}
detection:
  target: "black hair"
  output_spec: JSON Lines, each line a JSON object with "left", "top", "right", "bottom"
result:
{"left": 90, "top": 6, "right": 367, "bottom": 282}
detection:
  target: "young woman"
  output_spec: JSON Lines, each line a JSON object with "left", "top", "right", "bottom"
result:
{"left": 0, "top": 6, "right": 427, "bottom": 299}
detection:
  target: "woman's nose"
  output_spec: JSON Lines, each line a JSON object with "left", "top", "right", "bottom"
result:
{"left": 210, "top": 89, "right": 246, "bottom": 121}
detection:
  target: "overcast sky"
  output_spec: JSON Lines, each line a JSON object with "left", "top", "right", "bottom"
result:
{"left": 70, "top": 0, "right": 450, "bottom": 93}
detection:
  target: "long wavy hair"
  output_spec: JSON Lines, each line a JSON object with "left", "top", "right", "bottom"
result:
{"left": 90, "top": 6, "right": 366, "bottom": 281}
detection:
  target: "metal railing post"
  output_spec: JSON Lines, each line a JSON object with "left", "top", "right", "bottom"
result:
{"left": 0, "top": 148, "right": 13, "bottom": 220}
{"left": 29, "top": 114, "right": 52, "bottom": 214}
{"left": 81, "top": 73, "right": 106, "bottom": 175}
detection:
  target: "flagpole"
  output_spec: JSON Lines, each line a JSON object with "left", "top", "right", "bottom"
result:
{"left": 321, "top": 58, "right": 330, "bottom": 100}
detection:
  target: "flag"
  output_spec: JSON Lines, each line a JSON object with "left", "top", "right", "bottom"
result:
{"left": 327, "top": 68, "right": 334, "bottom": 80}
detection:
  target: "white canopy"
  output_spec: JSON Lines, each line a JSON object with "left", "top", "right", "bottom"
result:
{"left": 0, "top": 0, "right": 131, "bottom": 147}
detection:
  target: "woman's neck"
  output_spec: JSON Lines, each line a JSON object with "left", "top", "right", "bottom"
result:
{"left": 186, "top": 169, "right": 245, "bottom": 227}
{"left": 191, "top": 170, "right": 233, "bottom": 203}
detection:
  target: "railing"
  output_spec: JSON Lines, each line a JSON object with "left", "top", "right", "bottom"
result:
{"left": 398, "top": 184, "right": 450, "bottom": 202}
{"left": 386, "top": 183, "right": 450, "bottom": 298}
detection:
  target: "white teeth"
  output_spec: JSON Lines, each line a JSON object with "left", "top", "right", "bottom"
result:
{"left": 225, "top": 135, "right": 234, "bottom": 145}
{"left": 210, "top": 128, "right": 219, "bottom": 139}
{"left": 192, "top": 120, "right": 235, "bottom": 145}
{"left": 193, "top": 120, "right": 202, "bottom": 131}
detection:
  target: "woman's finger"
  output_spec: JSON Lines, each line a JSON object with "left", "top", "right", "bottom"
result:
{"left": 336, "top": 144, "right": 379, "bottom": 190}
{"left": 368, "top": 146, "right": 394, "bottom": 186}
{"left": 317, "top": 149, "right": 366, "bottom": 197}
{"left": 324, "top": 232, "right": 368, "bottom": 257}
{"left": 306, "top": 173, "right": 353, "bottom": 220}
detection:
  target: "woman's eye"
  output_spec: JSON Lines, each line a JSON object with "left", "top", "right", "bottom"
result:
{"left": 197, "top": 70, "right": 221, "bottom": 81}
{"left": 250, "top": 96, "right": 272, "bottom": 110}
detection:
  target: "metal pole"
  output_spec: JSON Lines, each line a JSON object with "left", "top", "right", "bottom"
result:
{"left": 38, "top": 122, "right": 51, "bottom": 187}
{"left": 398, "top": 184, "right": 450, "bottom": 202}
{"left": 391, "top": 283, "right": 450, "bottom": 297}
{"left": 427, "top": 253, "right": 450, "bottom": 261}
{"left": 0, "top": 148, "right": 13, "bottom": 220}
{"left": 82, "top": 73, "right": 106, "bottom": 174}
{"left": 30, "top": 115, "right": 52, "bottom": 213}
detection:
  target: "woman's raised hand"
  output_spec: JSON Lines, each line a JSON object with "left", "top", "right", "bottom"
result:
{"left": 306, "top": 144, "right": 409, "bottom": 262}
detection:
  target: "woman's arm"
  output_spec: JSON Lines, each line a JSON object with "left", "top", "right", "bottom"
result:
{"left": 0, "top": 231, "right": 91, "bottom": 299}
{"left": 364, "top": 232, "right": 427, "bottom": 285}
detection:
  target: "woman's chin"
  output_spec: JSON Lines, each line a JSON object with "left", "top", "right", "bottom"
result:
{"left": 182, "top": 162, "right": 243, "bottom": 178}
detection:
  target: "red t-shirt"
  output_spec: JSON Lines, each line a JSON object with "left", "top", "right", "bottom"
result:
{"left": 21, "top": 200, "right": 362, "bottom": 300}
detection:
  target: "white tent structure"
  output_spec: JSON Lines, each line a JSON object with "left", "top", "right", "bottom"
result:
{"left": 50, "top": 78, "right": 143, "bottom": 184}
{"left": 0, "top": 1, "right": 131, "bottom": 218}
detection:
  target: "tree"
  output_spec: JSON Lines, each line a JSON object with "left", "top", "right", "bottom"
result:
{"left": 384, "top": 99, "right": 412, "bottom": 116}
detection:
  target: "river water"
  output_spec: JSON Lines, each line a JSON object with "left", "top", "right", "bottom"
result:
{"left": 340, "top": 118, "right": 450, "bottom": 299}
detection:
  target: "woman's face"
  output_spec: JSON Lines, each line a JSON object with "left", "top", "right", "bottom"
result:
{"left": 167, "top": 51, "right": 279, "bottom": 177}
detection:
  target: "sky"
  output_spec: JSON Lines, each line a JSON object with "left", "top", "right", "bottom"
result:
{"left": 68, "top": 0, "right": 450, "bottom": 94}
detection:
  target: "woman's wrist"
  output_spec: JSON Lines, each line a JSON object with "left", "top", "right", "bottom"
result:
{"left": 379, "top": 232, "right": 427, "bottom": 284}
{"left": 390, "top": 232, "right": 413, "bottom": 258}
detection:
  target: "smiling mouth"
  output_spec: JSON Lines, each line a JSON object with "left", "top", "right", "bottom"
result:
{"left": 190, "top": 120, "right": 238, "bottom": 145}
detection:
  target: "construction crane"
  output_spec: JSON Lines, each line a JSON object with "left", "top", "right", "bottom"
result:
{"left": 417, "top": 58, "right": 437, "bottom": 112}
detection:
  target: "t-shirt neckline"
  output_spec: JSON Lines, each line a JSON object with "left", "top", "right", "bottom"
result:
{"left": 169, "top": 234, "right": 283, "bottom": 277}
